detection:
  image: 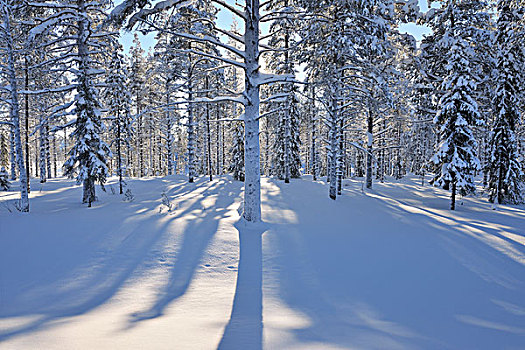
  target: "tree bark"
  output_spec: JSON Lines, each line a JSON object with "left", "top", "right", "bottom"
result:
{"left": 3, "top": 4, "right": 29, "bottom": 211}
{"left": 242, "top": 0, "right": 262, "bottom": 222}
{"left": 451, "top": 181, "right": 456, "bottom": 210}
{"left": 24, "top": 58, "right": 30, "bottom": 193}
{"left": 366, "top": 108, "right": 373, "bottom": 189}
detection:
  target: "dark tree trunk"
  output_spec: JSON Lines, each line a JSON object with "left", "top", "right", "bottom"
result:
{"left": 451, "top": 181, "right": 456, "bottom": 210}
{"left": 25, "top": 58, "right": 30, "bottom": 193}
{"left": 366, "top": 110, "right": 373, "bottom": 189}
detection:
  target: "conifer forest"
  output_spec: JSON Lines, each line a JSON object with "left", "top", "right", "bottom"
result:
{"left": 0, "top": 1, "right": 524, "bottom": 349}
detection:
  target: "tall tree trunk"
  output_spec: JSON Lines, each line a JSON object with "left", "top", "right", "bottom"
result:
{"left": 24, "top": 58, "right": 30, "bottom": 193}
{"left": 283, "top": 31, "right": 291, "bottom": 184}
{"left": 137, "top": 89, "right": 143, "bottom": 177}
{"left": 10, "top": 129, "right": 16, "bottom": 180}
{"left": 39, "top": 118, "right": 47, "bottom": 183}
{"left": 53, "top": 134, "right": 57, "bottom": 178}
{"left": 216, "top": 104, "right": 221, "bottom": 175}
{"left": 3, "top": 5, "right": 29, "bottom": 211}
{"left": 166, "top": 87, "right": 174, "bottom": 176}
{"left": 187, "top": 76, "right": 195, "bottom": 183}
{"left": 242, "top": 0, "right": 262, "bottom": 222}
{"left": 366, "top": 108, "right": 373, "bottom": 189}
{"left": 221, "top": 120, "right": 225, "bottom": 175}
{"left": 117, "top": 113, "right": 123, "bottom": 194}
{"left": 139, "top": 114, "right": 144, "bottom": 177}
{"left": 337, "top": 119, "right": 344, "bottom": 196}
{"left": 205, "top": 76, "right": 213, "bottom": 181}
{"left": 45, "top": 124, "right": 51, "bottom": 180}
{"left": 284, "top": 109, "right": 290, "bottom": 183}
{"left": 328, "top": 93, "right": 338, "bottom": 200}
{"left": 310, "top": 85, "right": 317, "bottom": 181}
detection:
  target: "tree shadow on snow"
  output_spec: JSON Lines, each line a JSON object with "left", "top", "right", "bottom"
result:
{"left": 0, "top": 211, "right": 173, "bottom": 342}
{"left": 0, "top": 176, "right": 238, "bottom": 343}
{"left": 129, "top": 177, "right": 241, "bottom": 323}
{"left": 262, "top": 178, "right": 525, "bottom": 350}
{"left": 217, "top": 221, "right": 265, "bottom": 350}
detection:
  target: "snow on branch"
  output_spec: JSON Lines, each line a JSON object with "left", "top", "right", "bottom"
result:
{"left": 256, "top": 108, "right": 280, "bottom": 120}
{"left": 20, "top": 84, "right": 77, "bottom": 95}
{"left": 109, "top": 0, "right": 195, "bottom": 29}
{"left": 191, "top": 18, "right": 245, "bottom": 45}
{"left": 28, "top": 12, "right": 78, "bottom": 41}
{"left": 169, "top": 30, "right": 245, "bottom": 59}
{"left": 256, "top": 73, "right": 302, "bottom": 86}
{"left": 211, "top": 0, "right": 246, "bottom": 22}
{"left": 179, "top": 48, "right": 245, "bottom": 69}
{"left": 50, "top": 118, "right": 76, "bottom": 133}
{"left": 192, "top": 95, "right": 246, "bottom": 105}
{"left": 260, "top": 92, "right": 289, "bottom": 104}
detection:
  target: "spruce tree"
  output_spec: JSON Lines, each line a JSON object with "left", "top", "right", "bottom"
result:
{"left": 230, "top": 123, "right": 245, "bottom": 181}
{"left": 0, "top": 130, "right": 9, "bottom": 169}
{"left": 431, "top": 1, "right": 485, "bottom": 210}
{"left": 486, "top": 0, "right": 524, "bottom": 204}
{"left": 57, "top": 0, "right": 113, "bottom": 206}
{"left": 0, "top": 166, "right": 10, "bottom": 191}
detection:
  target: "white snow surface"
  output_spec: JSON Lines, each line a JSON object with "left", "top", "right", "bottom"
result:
{"left": 1, "top": 175, "right": 524, "bottom": 349}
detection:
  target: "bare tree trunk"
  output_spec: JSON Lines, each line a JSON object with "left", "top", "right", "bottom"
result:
{"left": 39, "top": 117, "right": 47, "bottom": 183}
{"left": 205, "top": 76, "right": 213, "bottom": 181}
{"left": 216, "top": 104, "right": 221, "bottom": 175}
{"left": 45, "top": 124, "right": 51, "bottom": 180}
{"left": 117, "top": 113, "right": 123, "bottom": 194}
{"left": 53, "top": 133, "right": 57, "bottom": 178}
{"left": 366, "top": 108, "right": 373, "bottom": 189}
{"left": 10, "top": 129, "right": 16, "bottom": 180}
{"left": 242, "top": 0, "right": 262, "bottom": 222}
{"left": 187, "top": 73, "right": 195, "bottom": 183}
{"left": 283, "top": 32, "right": 291, "bottom": 184}
{"left": 337, "top": 119, "right": 343, "bottom": 196}
{"left": 24, "top": 58, "right": 31, "bottom": 193}
{"left": 310, "top": 85, "right": 317, "bottom": 181}
{"left": 3, "top": 4, "right": 29, "bottom": 211}
{"left": 451, "top": 181, "right": 456, "bottom": 210}
{"left": 328, "top": 93, "right": 338, "bottom": 200}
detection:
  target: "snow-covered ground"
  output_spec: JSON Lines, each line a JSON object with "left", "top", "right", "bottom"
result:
{"left": 0, "top": 175, "right": 524, "bottom": 349}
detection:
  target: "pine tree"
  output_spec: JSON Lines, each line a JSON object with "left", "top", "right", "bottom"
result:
{"left": 298, "top": 0, "right": 402, "bottom": 197}
{"left": 111, "top": 0, "right": 310, "bottom": 222}
{"left": 265, "top": 0, "right": 302, "bottom": 183}
{"left": 0, "top": 166, "right": 9, "bottom": 191}
{"left": 43, "top": 0, "right": 114, "bottom": 206}
{"left": 486, "top": 0, "right": 524, "bottom": 204}
{"left": 153, "top": 20, "right": 182, "bottom": 176}
{"left": 128, "top": 34, "right": 147, "bottom": 177}
{"left": 230, "top": 123, "right": 245, "bottom": 181}
{"left": 105, "top": 46, "right": 133, "bottom": 194}
{"left": 430, "top": 0, "right": 485, "bottom": 210}
{"left": 0, "top": 130, "right": 9, "bottom": 169}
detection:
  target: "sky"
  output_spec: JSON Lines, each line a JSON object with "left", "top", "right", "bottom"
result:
{"left": 119, "top": 0, "right": 433, "bottom": 55}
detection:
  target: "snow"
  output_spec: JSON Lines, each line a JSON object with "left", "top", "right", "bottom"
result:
{"left": 1, "top": 175, "right": 525, "bottom": 349}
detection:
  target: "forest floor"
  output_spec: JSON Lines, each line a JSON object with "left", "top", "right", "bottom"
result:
{"left": 0, "top": 174, "right": 524, "bottom": 350}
